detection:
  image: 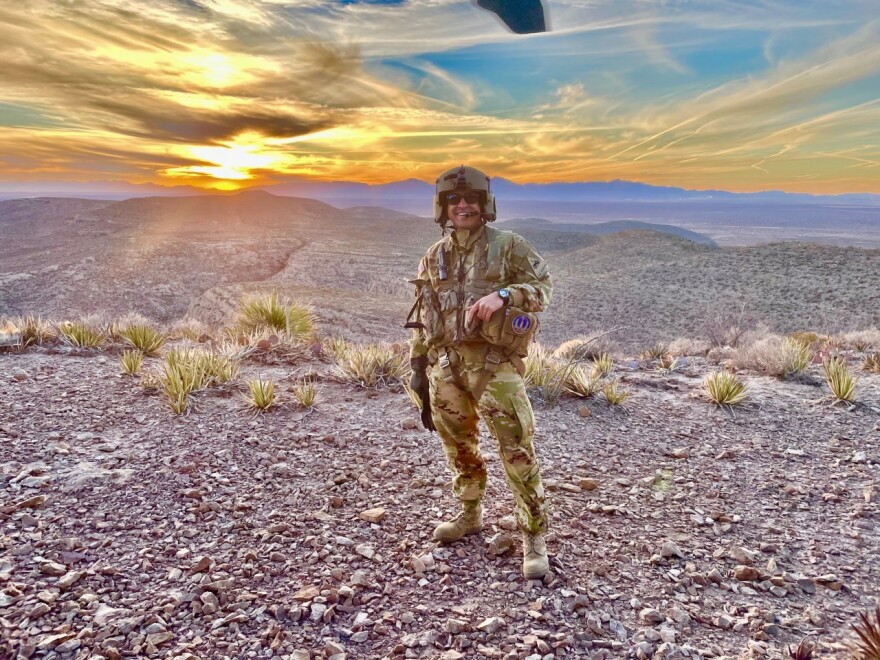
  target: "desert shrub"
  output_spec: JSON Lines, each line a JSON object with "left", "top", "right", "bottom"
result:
{"left": 841, "top": 329, "right": 880, "bottom": 352}
{"left": 564, "top": 364, "right": 599, "bottom": 398}
{"left": 823, "top": 356, "right": 857, "bottom": 403}
{"left": 58, "top": 320, "right": 106, "bottom": 349}
{"left": 233, "top": 292, "right": 315, "bottom": 340}
{"left": 120, "top": 350, "right": 142, "bottom": 375}
{"left": 321, "top": 335, "right": 349, "bottom": 361}
{"left": 703, "top": 371, "right": 748, "bottom": 406}
{"left": 639, "top": 343, "right": 669, "bottom": 361}
{"left": 601, "top": 378, "right": 629, "bottom": 406}
{"left": 246, "top": 378, "right": 276, "bottom": 411}
{"left": 863, "top": 352, "right": 880, "bottom": 373}
{"left": 706, "top": 345, "right": 735, "bottom": 365}
{"left": 291, "top": 377, "right": 317, "bottom": 408}
{"left": 704, "top": 306, "right": 755, "bottom": 348}
{"left": 590, "top": 353, "right": 614, "bottom": 379}
{"left": 668, "top": 337, "right": 711, "bottom": 357}
{"left": 119, "top": 324, "right": 164, "bottom": 355}
{"left": 732, "top": 335, "right": 812, "bottom": 378}
{"left": 657, "top": 354, "right": 682, "bottom": 374}
{"left": 851, "top": 607, "right": 880, "bottom": 660}
{"left": 166, "top": 319, "right": 214, "bottom": 342}
{"left": 334, "top": 342, "right": 407, "bottom": 387}
{"left": 553, "top": 331, "right": 616, "bottom": 362}
{"left": 789, "top": 331, "right": 823, "bottom": 348}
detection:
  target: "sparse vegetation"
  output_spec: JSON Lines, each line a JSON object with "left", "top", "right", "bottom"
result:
{"left": 120, "top": 350, "right": 143, "bottom": 375}
{"left": 564, "top": 364, "right": 600, "bottom": 398}
{"left": 321, "top": 335, "right": 349, "bottom": 361}
{"left": 851, "top": 607, "right": 880, "bottom": 660}
{"left": 524, "top": 343, "right": 556, "bottom": 389}
{"left": 842, "top": 329, "right": 880, "bottom": 352}
{"left": 785, "top": 639, "right": 814, "bottom": 660}
{"left": 640, "top": 343, "right": 669, "bottom": 361}
{"left": 704, "top": 306, "right": 753, "bottom": 348}
{"left": 823, "top": 356, "right": 858, "bottom": 403}
{"left": 703, "top": 371, "right": 749, "bottom": 406}
{"left": 119, "top": 323, "right": 165, "bottom": 355}
{"left": 57, "top": 320, "right": 105, "bottom": 348}
{"left": 233, "top": 292, "right": 315, "bottom": 340}
{"left": 863, "top": 352, "right": 880, "bottom": 373}
{"left": 732, "top": 335, "right": 812, "bottom": 378}
{"left": 159, "top": 348, "right": 240, "bottom": 414}
{"left": 246, "top": 378, "right": 276, "bottom": 411}
{"left": 292, "top": 377, "right": 318, "bottom": 408}
{"left": 591, "top": 353, "right": 614, "bottom": 379}
{"left": 334, "top": 342, "right": 407, "bottom": 387}
{"left": 15, "top": 315, "right": 56, "bottom": 346}
{"left": 601, "top": 378, "right": 629, "bottom": 406}
{"left": 553, "top": 332, "right": 615, "bottom": 362}
{"left": 668, "top": 336, "right": 710, "bottom": 357}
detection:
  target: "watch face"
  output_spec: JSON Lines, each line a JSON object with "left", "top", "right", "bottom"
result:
{"left": 499, "top": 289, "right": 509, "bottom": 299}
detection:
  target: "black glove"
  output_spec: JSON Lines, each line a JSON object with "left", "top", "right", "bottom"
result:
{"left": 410, "top": 356, "right": 436, "bottom": 432}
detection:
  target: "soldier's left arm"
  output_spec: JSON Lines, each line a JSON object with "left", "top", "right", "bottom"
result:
{"left": 505, "top": 236, "right": 552, "bottom": 312}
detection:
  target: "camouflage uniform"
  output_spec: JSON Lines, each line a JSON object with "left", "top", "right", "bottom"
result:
{"left": 410, "top": 224, "right": 552, "bottom": 534}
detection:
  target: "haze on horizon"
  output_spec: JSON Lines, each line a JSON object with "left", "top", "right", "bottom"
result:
{"left": 1, "top": 1, "right": 878, "bottom": 195}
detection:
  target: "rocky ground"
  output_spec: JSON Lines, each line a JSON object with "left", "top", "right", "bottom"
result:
{"left": 1, "top": 346, "right": 879, "bottom": 660}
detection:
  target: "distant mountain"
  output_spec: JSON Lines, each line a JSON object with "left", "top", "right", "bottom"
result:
{"left": 4, "top": 178, "right": 876, "bottom": 205}
{"left": 501, "top": 217, "right": 717, "bottom": 246}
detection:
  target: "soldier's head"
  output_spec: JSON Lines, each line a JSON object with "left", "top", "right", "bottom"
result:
{"left": 433, "top": 165, "right": 497, "bottom": 232}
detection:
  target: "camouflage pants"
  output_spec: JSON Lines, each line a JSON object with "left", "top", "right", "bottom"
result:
{"left": 429, "top": 352, "right": 548, "bottom": 534}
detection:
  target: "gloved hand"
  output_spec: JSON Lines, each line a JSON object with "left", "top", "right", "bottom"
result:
{"left": 410, "top": 356, "right": 436, "bottom": 432}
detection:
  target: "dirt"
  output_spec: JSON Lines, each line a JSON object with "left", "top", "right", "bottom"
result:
{"left": 2, "top": 345, "right": 879, "bottom": 659}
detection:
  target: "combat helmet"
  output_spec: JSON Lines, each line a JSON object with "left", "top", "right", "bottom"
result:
{"left": 433, "top": 165, "right": 497, "bottom": 228}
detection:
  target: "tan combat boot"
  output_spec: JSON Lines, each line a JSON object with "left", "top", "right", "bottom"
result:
{"left": 522, "top": 532, "right": 549, "bottom": 579}
{"left": 433, "top": 503, "right": 483, "bottom": 543}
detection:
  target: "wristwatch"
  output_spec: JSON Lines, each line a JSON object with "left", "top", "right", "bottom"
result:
{"left": 497, "top": 288, "right": 511, "bottom": 306}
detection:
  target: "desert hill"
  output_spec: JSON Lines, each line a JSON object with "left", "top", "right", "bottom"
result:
{"left": 1, "top": 330, "right": 879, "bottom": 659}
{"left": 2, "top": 194, "right": 880, "bottom": 349}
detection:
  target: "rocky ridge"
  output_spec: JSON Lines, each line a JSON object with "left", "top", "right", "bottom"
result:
{"left": 1, "top": 346, "right": 879, "bottom": 659}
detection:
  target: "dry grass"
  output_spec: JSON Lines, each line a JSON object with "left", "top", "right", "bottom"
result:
{"left": 159, "top": 348, "right": 240, "bottom": 414}
{"left": 553, "top": 331, "right": 616, "bottom": 362}
{"left": 863, "top": 352, "right": 880, "bottom": 373}
{"left": 291, "top": 377, "right": 318, "bottom": 408}
{"left": 165, "top": 319, "right": 214, "bottom": 342}
{"left": 564, "top": 364, "right": 600, "bottom": 398}
{"left": 601, "top": 378, "right": 629, "bottom": 406}
{"left": 851, "top": 607, "right": 880, "bottom": 660}
{"left": 118, "top": 323, "right": 165, "bottom": 355}
{"left": 732, "top": 335, "right": 812, "bottom": 378}
{"left": 590, "top": 353, "right": 614, "bottom": 379}
{"left": 639, "top": 343, "right": 669, "bottom": 361}
{"left": 668, "top": 337, "right": 711, "bottom": 357}
{"left": 840, "top": 328, "right": 880, "bottom": 352}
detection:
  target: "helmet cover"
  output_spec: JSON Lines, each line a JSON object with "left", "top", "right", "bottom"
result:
{"left": 433, "top": 165, "right": 497, "bottom": 224}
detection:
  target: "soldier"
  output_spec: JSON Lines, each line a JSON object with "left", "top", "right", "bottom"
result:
{"left": 406, "top": 165, "right": 552, "bottom": 579}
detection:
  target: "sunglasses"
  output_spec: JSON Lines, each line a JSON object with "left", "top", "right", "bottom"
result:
{"left": 446, "top": 192, "right": 482, "bottom": 205}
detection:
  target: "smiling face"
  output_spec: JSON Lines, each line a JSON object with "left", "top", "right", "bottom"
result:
{"left": 446, "top": 190, "right": 483, "bottom": 231}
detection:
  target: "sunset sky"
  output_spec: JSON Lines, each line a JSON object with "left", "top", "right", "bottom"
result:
{"left": 1, "top": 0, "right": 878, "bottom": 193}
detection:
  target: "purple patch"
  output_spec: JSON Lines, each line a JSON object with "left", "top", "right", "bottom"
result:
{"left": 512, "top": 315, "right": 532, "bottom": 334}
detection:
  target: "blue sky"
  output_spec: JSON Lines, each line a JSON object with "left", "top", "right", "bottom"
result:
{"left": 0, "top": 0, "right": 877, "bottom": 193}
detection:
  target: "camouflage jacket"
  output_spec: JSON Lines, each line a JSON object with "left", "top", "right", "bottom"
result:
{"left": 409, "top": 224, "right": 552, "bottom": 360}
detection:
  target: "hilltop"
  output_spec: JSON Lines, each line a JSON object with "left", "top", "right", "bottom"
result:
{"left": 1, "top": 330, "right": 879, "bottom": 659}
{"left": 2, "top": 194, "right": 879, "bottom": 351}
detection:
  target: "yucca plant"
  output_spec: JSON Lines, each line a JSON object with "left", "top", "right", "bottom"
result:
{"left": 780, "top": 337, "right": 812, "bottom": 378}
{"left": 402, "top": 381, "right": 422, "bottom": 410}
{"left": 852, "top": 607, "right": 880, "bottom": 660}
{"left": 246, "top": 378, "right": 276, "bottom": 411}
{"left": 334, "top": 343, "right": 407, "bottom": 387}
{"left": 58, "top": 321, "right": 105, "bottom": 349}
{"left": 524, "top": 343, "right": 556, "bottom": 389}
{"left": 119, "top": 323, "right": 164, "bottom": 355}
{"left": 640, "top": 343, "right": 669, "bottom": 361}
{"left": 862, "top": 352, "right": 880, "bottom": 374}
{"left": 785, "top": 639, "right": 813, "bottom": 660}
{"left": 161, "top": 362, "right": 195, "bottom": 414}
{"left": 564, "top": 364, "right": 600, "bottom": 398}
{"left": 823, "top": 356, "right": 858, "bottom": 403}
{"left": 703, "top": 371, "right": 749, "bottom": 406}
{"left": 657, "top": 354, "right": 681, "bottom": 374}
{"left": 120, "top": 350, "right": 142, "bottom": 376}
{"left": 321, "top": 335, "right": 349, "bottom": 361}
{"left": 16, "top": 316, "right": 55, "bottom": 346}
{"left": 291, "top": 377, "right": 317, "bottom": 408}
{"left": 602, "top": 378, "right": 629, "bottom": 406}
{"left": 233, "top": 292, "right": 315, "bottom": 340}
{"left": 591, "top": 353, "right": 614, "bottom": 379}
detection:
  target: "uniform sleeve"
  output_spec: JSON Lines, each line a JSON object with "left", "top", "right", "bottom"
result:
{"left": 409, "top": 255, "right": 430, "bottom": 360}
{"left": 506, "top": 236, "right": 552, "bottom": 312}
